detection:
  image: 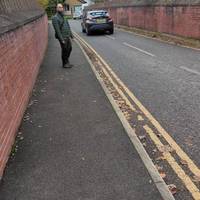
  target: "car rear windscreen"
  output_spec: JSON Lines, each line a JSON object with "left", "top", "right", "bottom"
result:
{"left": 89, "top": 11, "right": 108, "bottom": 17}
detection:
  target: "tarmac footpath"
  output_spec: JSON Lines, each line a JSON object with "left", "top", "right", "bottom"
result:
{"left": 0, "top": 24, "right": 164, "bottom": 200}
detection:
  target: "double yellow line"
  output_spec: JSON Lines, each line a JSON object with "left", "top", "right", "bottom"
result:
{"left": 73, "top": 31, "right": 200, "bottom": 199}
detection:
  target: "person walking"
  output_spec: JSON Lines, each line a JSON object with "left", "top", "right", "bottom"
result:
{"left": 52, "top": 4, "right": 73, "bottom": 68}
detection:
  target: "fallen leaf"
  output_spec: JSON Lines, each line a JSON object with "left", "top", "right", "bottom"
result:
{"left": 155, "top": 156, "right": 165, "bottom": 161}
{"left": 155, "top": 164, "right": 163, "bottom": 171}
{"left": 81, "top": 157, "right": 85, "bottom": 161}
{"left": 152, "top": 149, "right": 157, "bottom": 153}
{"left": 23, "top": 115, "right": 30, "bottom": 121}
{"left": 137, "top": 115, "right": 144, "bottom": 121}
{"left": 142, "top": 142, "right": 147, "bottom": 147}
{"left": 160, "top": 171, "right": 166, "bottom": 179}
{"left": 41, "top": 89, "right": 46, "bottom": 93}
{"left": 159, "top": 145, "right": 174, "bottom": 153}
{"left": 168, "top": 184, "right": 177, "bottom": 195}
{"left": 184, "top": 136, "right": 193, "bottom": 147}
{"left": 192, "top": 175, "right": 200, "bottom": 183}
{"left": 180, "top": 159, "right": 188, "bottom": 166}
{"left": 19, "top": 136, "right": 24, "bottom": 140}
{"left": 139, "top": 135, "right": 146, "bottom": 140}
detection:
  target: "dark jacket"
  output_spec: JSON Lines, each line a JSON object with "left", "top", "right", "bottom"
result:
{"left": 52, "top": 12, "right": 73, "bottom": 41}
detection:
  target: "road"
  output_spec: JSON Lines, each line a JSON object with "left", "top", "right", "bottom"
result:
{"left": 70, "top": 20, "right": 200, "bottom": 199}
{"left": 0, "top": 24, "right": 164, "bottom": 200}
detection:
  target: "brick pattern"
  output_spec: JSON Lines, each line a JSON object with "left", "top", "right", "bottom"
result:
{"left": 108, "top": 6, "right": 200, "bottom": 39}
{"left": 0, "top": 15, "right": 48, "bottom": 178}
{"left": 0, "top": 0, "right": 39, "bottom": 13}
{"left": 97, "top": 0, "right": 200, "bottom": 6}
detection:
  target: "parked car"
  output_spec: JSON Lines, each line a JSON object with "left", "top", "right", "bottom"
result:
{"left": 81, "top": 10, "right": 114, "bottom": 35}
{"left": 73, "top": 11, "right": 82, "bottom": 19}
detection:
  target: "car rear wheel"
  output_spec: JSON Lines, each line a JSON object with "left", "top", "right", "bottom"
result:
{"left": 109, "top": 28, "right": 114, "bottom": 34}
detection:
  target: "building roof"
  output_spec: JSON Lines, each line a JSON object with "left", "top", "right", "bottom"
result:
{"left": 79, "top": 0, "right": 87, "bottom": 3}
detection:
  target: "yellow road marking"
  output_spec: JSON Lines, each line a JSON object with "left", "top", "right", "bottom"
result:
{"left": 76, "top": 31, "right": 200, "bottom": 178}
{"left": 96, "top": 38, "right": 200, "bottom": 199}
{"left": 75, "top": 38, "right": 176, "bottom": 200}
{"left": 73, "top": 31, "right": 200, "bottom": 198}
{"left": 144, "top": 125, "right": 200, "bottom": 200}
{"left": 101, "top": 67, "right": 137, "bottom": 112}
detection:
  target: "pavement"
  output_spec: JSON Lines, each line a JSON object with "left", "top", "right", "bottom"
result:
{"left": 0, "top": 24, "right": 163, "bottom": 199}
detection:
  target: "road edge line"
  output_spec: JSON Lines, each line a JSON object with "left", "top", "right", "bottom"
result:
{"left": 74, "top": 38, "right": 175, "bottom": 200}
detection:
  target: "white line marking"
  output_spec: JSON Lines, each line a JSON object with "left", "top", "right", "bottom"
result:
{"left": 123, "top": 42, "right": 155, "bottom": 57}
{"left": 106, "top": 35, "right": 115, "bottom": 40}
{"left": 74, "top": 37, "right": 175, "bottom": 200}
{"left": 180, "top": 66, "right": 200, "bottom": 76}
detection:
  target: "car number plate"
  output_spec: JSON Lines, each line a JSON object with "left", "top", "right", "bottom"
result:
{"left": 96, "top": 19, "right": 106, "bottom": 23}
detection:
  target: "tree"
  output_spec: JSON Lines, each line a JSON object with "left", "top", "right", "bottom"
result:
{"left": 46, "top": 0, "right": 66, "bottom": 17}
{"left": 37, "top": 0, "right": 49, "bottom": 9}
{"left": 48, "top": 0, "right": 66, "bottom": 8}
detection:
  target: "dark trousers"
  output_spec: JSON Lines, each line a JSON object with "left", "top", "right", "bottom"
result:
{"left": 59, "top": 37, "right": 72, "bottom": 66}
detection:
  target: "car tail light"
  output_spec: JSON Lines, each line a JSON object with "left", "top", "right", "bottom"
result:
{"left": 86, "top": 17, "right": 94, "bottom": 23}
{"left": 108, "top": 17, "right": 113, "bottom": 22}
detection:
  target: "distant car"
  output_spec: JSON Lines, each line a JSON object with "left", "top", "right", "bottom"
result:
{"left": 73, "top": 11, "right": 82, "bottom": 19}
{"left": 81, "top": 10, "right": 114, "bottom": 35}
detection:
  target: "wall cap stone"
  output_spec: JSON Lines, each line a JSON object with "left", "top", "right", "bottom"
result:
{"left": 87, "top": 0, "right": 200, "bottom": 10}
{"left": 0, "top": 0, "right": 45, "bottom": 36}
{"left": 0, "top": 10, "right": 45, "bottom": 36}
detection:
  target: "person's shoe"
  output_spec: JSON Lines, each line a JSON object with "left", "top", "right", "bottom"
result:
{"left": 63, "top": 62, "right": 73, "bottom": 68}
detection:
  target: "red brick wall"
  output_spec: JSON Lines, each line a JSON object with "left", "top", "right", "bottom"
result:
{"left": 106, "top": 6, "right": 200, "bottom": 39}
{"left": 0, "top": 15, "right": 48, "bottom": 178}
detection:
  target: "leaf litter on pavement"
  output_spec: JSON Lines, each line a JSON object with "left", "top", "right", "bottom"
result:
{"left": 155, "top": 164, "right": 167, "bottom": 180}
{"left": 192, "top": 175, "right": 200, "bottom": 183}
{"left": 180, "top": 159, "right": 188, "bottom": 166}
{"left": 168, "top": 184, "right": 177, "bottom": 195}
{"left": 158, "top": 145, "right": 174, "bottom": 153}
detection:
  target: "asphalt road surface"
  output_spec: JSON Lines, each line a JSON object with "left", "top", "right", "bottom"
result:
{"left": 70, "top": 20, "right": 200, "bottom": 199}
{"left": 70, "top": 20, "right": 200, "bottom": 167}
